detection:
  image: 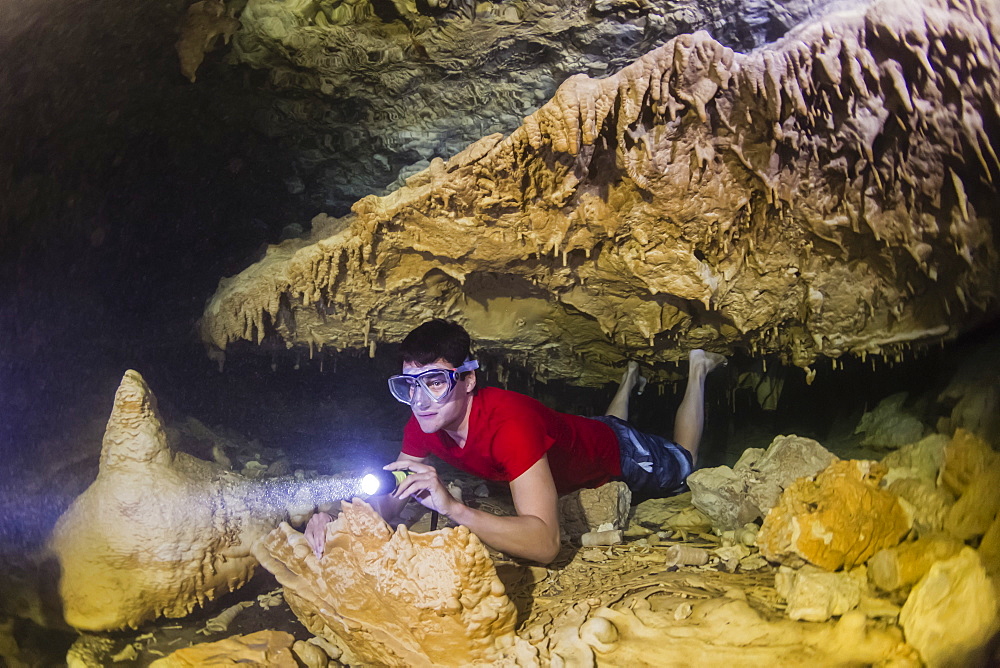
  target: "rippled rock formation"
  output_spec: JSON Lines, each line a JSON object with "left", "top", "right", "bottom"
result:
{"left": 201, "top": 0, "right": 1000, "bottom": 385}
{"left": 255, "top": 500, "right": 528, "bottom": 666}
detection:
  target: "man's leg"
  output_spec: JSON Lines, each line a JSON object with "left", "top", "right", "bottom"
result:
{"left": 673, "top": 349, "right": 726, "bottom": 464}
{"left": 606, "top": 361, "right": 644, "bottom": 420}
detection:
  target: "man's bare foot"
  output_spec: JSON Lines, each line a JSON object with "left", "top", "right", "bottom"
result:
{"left": 689, "top": 349, "right": 727, "bottom": 374}
{"left": 620, "top": 361, "right": 648, "bottom": 395}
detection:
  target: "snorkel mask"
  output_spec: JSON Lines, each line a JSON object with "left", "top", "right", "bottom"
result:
{"left": 388, "top": 359, "right": 479, "bottom": 405}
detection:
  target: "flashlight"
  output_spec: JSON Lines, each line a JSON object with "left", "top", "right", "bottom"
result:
{"left": 360, "top": 469, "right": 413, "bottom": 496}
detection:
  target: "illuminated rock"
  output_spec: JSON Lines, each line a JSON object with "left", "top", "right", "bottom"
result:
{"left": 881, "top": 434, "right": 948, "bottom": 486}
{"left": 47, "top": 370, "right": 352, "bottom": 631}
{"left": 944, "top": 466, "right": 1000, "bottom": 541}
{"left": 254, "top": 499, "right": 526, "bottom": 667}
{"left": 201, "top": 0, "right": 1000, "bottom": 384}
{"left": 757, "top": 460, "right": 911, "bottom": 570}
{"left": 899, "top": 547, "right": 1000, "bottom": 668}
{"left": 149, "top": 630, "right": 298, "bottom": 667}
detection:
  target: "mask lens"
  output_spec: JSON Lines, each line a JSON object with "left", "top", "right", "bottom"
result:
{"left": 417, "top": 370, "right": 453, "bottom": 401}
{"left": 388, "top": 376, "right": 418, "bottom": 404}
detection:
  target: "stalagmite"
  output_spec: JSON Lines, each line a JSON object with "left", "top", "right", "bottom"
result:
{"left": 47, "top": 370, "right": 361, "bottom": 631}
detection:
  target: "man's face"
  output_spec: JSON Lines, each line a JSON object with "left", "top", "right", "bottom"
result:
{"left": 402, "top": 358, "right": 476, "bottom": 434}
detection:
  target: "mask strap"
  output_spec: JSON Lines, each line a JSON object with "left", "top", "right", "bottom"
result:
{"left": 454, "top": 359, "right": 479, "bottom": 374}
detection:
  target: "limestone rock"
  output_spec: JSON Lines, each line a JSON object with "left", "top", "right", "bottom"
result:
{"left": 47, "top": 370, "right": 350, "bottom": 631}
{"left": 938, "top": 428, "right": 999, "bottom": 496}
{"left": 201, "top": 0, "right": 1000, "bottom": 383}
{"left": 559, "top": 481, "right": 631, "bottom": 539}
{"left": 944, "top": 466, "right": 1000, "bottom": 541}
{"left": 758, "top": 460, "right": 911, "bottom": 570}
{"left": 854, "top": 392, "right": 927, "bottom": 450}
{"left": 690, "top": 435, "right": 836, "bottom": 531}
{"left": 880, "top": 434, "right": 948, "bottom": 486}
{"left": 936, "top": 338, "right": 1000, "bottom": 444}
{"left": 745, "top": 435, "right": 838, "bottom": 515}
{"left": 687, "top": 466, "right": 758, "bottom": 532}
{"left": 254, "top": 499, "right": 523, "bottom": 667}
{"left": 886, "top": 477, "right": 953, "bottom": 536}
{"left": 867, "top": 535, "right": 964, "bottom": 592}
{"left": 150, "top": 630, "right": 298, "bottom": 667}
{"left": 774, "top": 565, "right": 865, "bottom": 622}
{"left": 899, "top": 547, "right": 1000, "bottom": 668}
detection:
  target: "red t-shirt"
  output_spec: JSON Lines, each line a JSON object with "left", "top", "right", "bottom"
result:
{"left": 401, "top": 386, "right": 621, "bottom": 495}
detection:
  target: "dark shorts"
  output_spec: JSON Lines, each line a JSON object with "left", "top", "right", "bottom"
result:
{"left": 590, "top": 415, "right": 693, "bottom": 502}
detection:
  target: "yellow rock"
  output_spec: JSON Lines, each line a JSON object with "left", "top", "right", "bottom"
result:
{"left": 758, "top": 460, "right": 910, "bottom": 570}
{"left": 254, "top": 499, "right": 523, "bottom": 667}
{"left": 900, "top": 548, "right": 1000, "bottom": 668}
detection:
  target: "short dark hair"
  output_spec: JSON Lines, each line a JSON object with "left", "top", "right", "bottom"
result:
{"left": 400, "top": 319, "right": 471, "bottom": 369}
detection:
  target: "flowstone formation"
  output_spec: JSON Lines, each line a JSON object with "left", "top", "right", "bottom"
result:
{"left": 47, "top": 370, "right": 357, "bottom": 631}
{"left": 202, "top": 0, "right": 1000, "bottom": 385}
{"left": 254, "top": 500, "right": 528, "bottom": 666}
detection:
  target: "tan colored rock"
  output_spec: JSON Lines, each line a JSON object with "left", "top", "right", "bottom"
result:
{"left": 558, "top": 481, "right": 631, "bottom": 538}
{"left": 886, "top": 477, "right": 953, "bottom": 535}
{"left": 47, "top": 370, "right": 351, "bottom": 631}
{"left": 150, "top": 630, "right": 298, "bottom": 667}
{"left": 867, "top": 535, "right": 964, "bottom": 592}
{"left": 254, "top": 499, "right": 524, "bottom": 667}
{"left": 945, "top": 466, "right": 1000, "bottom": 541}
{"left": 746, "top": 435, "right": 838, "bottom": 516}
{"left": 774, "top": 565, "right": 865, "bottom": 622}
{"left": 899, "top": 547, "right": 1000, "bottom": 668}
{"left": 758, "top": 460, "right": 911, "bottom": 570}
{"left": 291, "top": 639, "right": 330, "bottom": 668}
{"left": 938, "top": 428, "right": 999, "bottom": 496}
{"left": 200, "top": 0, "right": 1000, "bottom": 383}
{"left": 687, "top": 466, "right": 759, "bottom": 531}
{"left": 691, "top": 436, "right": 837, "bottom": 532}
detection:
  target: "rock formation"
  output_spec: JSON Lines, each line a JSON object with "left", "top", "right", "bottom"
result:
{"left": 149, "top": 630, "right": 299, "bottom": 667}
{"left": 757, "top": 459, "right": 911, "bottom": 570}
{"left": 201, "top": 0, "right": 1000, "bottom": 385}
{"left": 228, "top": 0, "right": 823, "bottom": 210}
{"left": 254, "top": 499, "right": 527, "bottom": 666}
{"left": 47, "top": 370, "right": 358, "bottom": 631}
{"left": 688, "top": 434, "right": 837, "bottom": 530}
{"left": 899, "top": 547, "right": 1000, "bottom": 667}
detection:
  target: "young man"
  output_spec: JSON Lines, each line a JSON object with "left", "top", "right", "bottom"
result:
{"left": 306, "top": 319, "right": 725, "bottom": 564}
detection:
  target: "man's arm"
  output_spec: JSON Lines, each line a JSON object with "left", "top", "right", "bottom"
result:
{"left": 387, "top": 455, "right": 561, "bottom": 564}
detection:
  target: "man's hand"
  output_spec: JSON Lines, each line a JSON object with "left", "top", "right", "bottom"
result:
{"left": 304, "top": 511, "right": 333, "bottom": 558}
{"left": 385, "top": 460, "right": 461, "bottom": 518}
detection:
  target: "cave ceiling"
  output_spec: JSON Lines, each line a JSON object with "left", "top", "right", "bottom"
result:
{"left": 226, "top": 0, "right": 831, "bottom": 210}
{"left": 201, "top": 0, "right": 1000, "bottom": 386}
